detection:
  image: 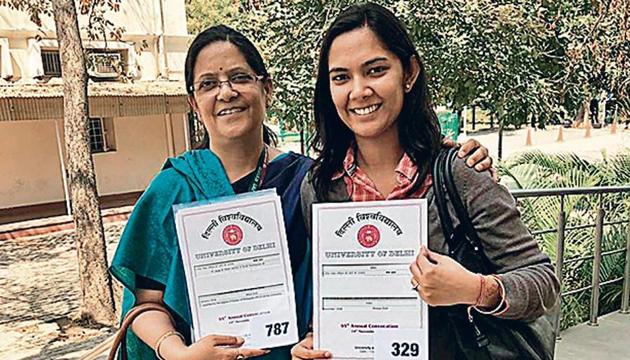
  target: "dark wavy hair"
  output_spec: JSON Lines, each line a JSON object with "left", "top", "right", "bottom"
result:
{"left": 184, "top": 25, "right": 277, "bottom": 149}
{"left": 311, "top": 3, "right": 441, "bottom": 200}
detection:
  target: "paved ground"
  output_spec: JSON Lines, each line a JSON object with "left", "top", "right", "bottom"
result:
{"left": 459, "top": 125, "right": 630, "bottom": 162}
{"left": 0, "top": 223, "right": 124, "bottom": 360}
{"left": 556, "top": 311, "right": 630, "bottom": 359}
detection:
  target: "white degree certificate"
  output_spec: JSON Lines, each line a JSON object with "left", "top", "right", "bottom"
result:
{"left": 174, "top": 189, "right": 298, "bottom": 349}
{"left": 313, "top": 199, "right": 428, "bottom": 360}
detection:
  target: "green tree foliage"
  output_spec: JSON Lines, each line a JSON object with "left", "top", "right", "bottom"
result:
{"left": 186, "top": 0, "right": 241, "bottom": 35}
{"left": 2, "top": 0, "right": 125, "bottom": 40}
{"left": 184, "top": 0, "right": 630, "bottom": 135}
{"left": 409, "top": 2, "right": 555, "bottom": 127}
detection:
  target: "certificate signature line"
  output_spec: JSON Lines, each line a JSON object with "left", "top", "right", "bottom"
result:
{"left": 199, "top": 282, "right": 284, "bottom": 297}
{"left": 322, "top": 297, "right": 418, "bottom": 300}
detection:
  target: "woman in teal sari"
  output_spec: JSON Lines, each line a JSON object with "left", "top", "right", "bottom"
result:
{"left": 110, "top": 25, "right": 493, "bottom": 360}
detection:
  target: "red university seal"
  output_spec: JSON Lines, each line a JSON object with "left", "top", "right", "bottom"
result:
{"left": 357, "top": 224, "right": 380, "bottom": 248}
{"left": 222, "top": 224, "right": 243, "bottom": 246}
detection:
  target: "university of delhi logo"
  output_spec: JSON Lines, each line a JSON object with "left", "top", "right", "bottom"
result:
{"left": 357, "top": 224, "right": 380, "bottom": 248}
{"left": 222, "top": 224, "right": 243, "bottom": 246}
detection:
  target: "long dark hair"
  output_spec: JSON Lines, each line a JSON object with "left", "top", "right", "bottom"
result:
{"left": 311, "top": 3, "right": 441, "bottom": 200}
{"left": 184, "top": 25, "right": 277, "bottom": 149}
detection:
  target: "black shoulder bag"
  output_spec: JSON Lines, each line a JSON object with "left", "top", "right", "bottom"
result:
{"left": 432, "top": 147, "right": 559, "bottom": 360}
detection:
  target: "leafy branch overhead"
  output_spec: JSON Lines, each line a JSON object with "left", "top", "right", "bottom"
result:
{"left": 1, "top": 0, "right": 138, "bottom": 80}
{"left": 186, "top": 0, "right": 630, "bottom": 131}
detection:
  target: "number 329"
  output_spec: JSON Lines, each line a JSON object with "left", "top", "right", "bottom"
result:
{"left": 391, "top": 342, "right": 420, "bottom": 357}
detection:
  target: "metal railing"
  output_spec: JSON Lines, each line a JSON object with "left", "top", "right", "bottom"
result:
{"left": 511, "top": 186, "right": 630, "bottom": 336}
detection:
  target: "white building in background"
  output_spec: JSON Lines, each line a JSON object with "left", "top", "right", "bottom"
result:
{"left": 0, "top": 0, "right": 197, "bottom": 224}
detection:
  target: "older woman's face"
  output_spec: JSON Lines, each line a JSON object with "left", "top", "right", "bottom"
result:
{"left": 328, "top": 27, "right": 406, "bottom": 141}
{"left": 189, "top": 41, "right": 271, "bottom": 143}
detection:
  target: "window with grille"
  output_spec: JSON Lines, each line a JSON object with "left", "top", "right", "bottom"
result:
{"left": 41, "top": 50, "right": 62, "bottom": 77}
{"left": 89, "top": 117, "right": 116, "bottom": 153}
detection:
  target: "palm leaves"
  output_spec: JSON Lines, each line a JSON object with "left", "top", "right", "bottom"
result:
{"left": 498, "top": 150, "right": 630, "bottom": 329}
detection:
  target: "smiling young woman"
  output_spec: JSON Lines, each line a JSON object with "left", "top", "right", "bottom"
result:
{"left": 327, "top": 26, "right": 420, "bottom": 196}
{"left": 294, "top": 3, "right": 559, "bottom": 360}
{"left": 328, "top": 28, "right": 410, "bottom": 140}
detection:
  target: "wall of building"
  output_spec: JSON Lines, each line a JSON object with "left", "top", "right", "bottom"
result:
{"left": 0, "top": 0, "right": 192, "bottom": 215}
{"left": 91, "top": 115, "right": 170, "bottom": 196}
{"left": 0, "top": 0, "right": 188, "bottom": 37}
{"left": 170, "top": 113, "right": 188, "bottom": 154}
{"left": 0, "top": 113, "right": 188, "bottom": 209}
{"left": 0, "top": 119, "right": 65, "bottom": 207}
{"left": 0, "top": 0, "right": 190, "bottom": 81}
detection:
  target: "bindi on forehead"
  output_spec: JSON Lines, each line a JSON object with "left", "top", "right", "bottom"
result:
{"left": 195, "top": 41, "right": 249, "bottom": 75}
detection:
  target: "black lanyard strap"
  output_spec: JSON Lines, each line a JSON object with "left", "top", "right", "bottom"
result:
{"left": 249, "top": 145, "right": 269, "bottom": 192}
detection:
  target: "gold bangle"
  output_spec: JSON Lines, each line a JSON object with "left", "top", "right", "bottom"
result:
{"left": 155, "top": 330, "right": 185, "bottom": 360}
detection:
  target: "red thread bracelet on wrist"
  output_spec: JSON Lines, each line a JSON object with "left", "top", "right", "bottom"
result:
{"left": 473, "top": 275, "right": 507, "bottom": 315}
{"left": 474, "top": 274, "right": 485, "bottom": 306}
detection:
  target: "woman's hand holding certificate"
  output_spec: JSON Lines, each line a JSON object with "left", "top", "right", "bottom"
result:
{"left": 290, "top": 332, "right": 332, "bottom": 360}
{"left": 410, "top": 246, "right": 480, "bottom": 306}
{"left": 410, "top": 246, "right": 502, "bottom": 309}
{"left": 160, "top": 334, "right": 269, "bottom": 360}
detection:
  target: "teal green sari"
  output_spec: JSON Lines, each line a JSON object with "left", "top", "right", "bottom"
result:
{"left": 110, "top": 149, "right": 313, "bottom": 359}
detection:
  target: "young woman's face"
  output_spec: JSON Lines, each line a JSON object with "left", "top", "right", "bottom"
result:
{"left": 328, "top": 27, "right": 407, "bottom": 141}
{"left": 189, "top": 41, "right": 271, "bottom": 143}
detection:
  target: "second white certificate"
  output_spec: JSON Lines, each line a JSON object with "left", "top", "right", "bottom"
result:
{"left": 174, "top": 189, "right": 298, "bottom": 349}
{"left": 313, "top": 199, "right": 428, "bottom": 360}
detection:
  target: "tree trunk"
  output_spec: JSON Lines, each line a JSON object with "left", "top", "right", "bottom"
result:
{"left": 573, "top": 100, "right": 588, "bottom": 127}
{"left": 51, "top": 0, "right": 116, "bottom": 325}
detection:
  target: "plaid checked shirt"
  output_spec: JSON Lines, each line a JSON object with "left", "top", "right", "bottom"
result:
{"left": 332, "top": 145, "right": 433, "bottom": 201}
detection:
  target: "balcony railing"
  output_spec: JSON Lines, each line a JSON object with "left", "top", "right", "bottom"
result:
{"left": 511, "top": 186, "right": 630, "bottom": 336}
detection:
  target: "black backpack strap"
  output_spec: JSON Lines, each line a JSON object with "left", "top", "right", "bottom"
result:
{"left": 432, "top": 147, "right": 456, "bottom": 251}
{"left": 433, "top": 148, "right": 490, "bottom": 262}
{"left": 443, "top": 148, "right": 484, "bottom": 248}
{"left": 439, "top": 148, "right": 495, "bottom": 274}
